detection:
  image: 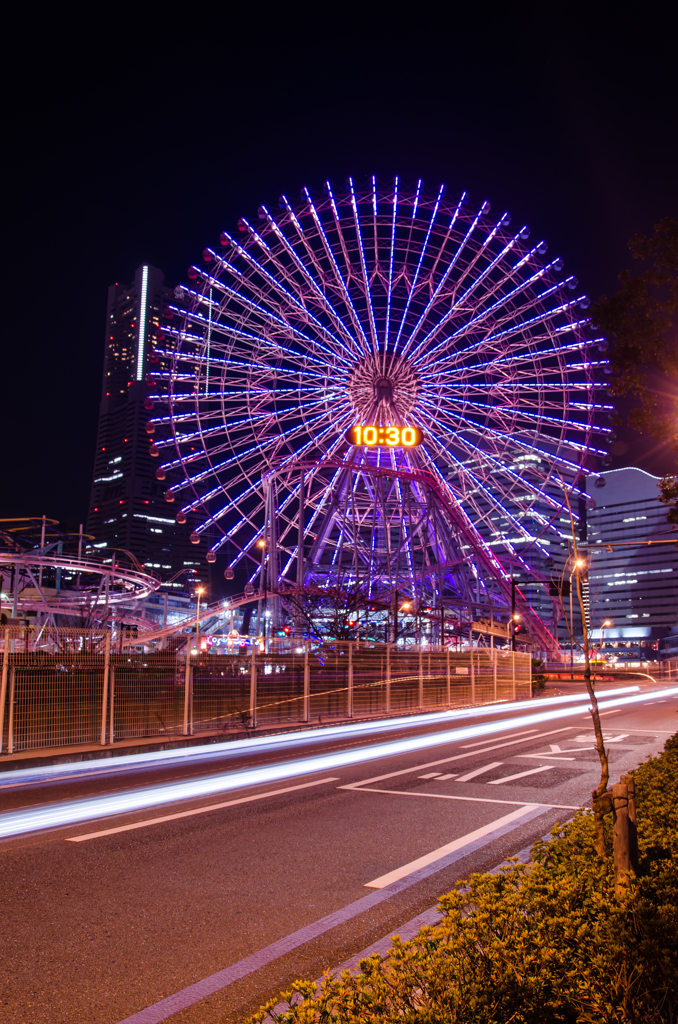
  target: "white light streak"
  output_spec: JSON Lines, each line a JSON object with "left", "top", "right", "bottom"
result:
{"left": 2, "top": 686, "right": 670, "bottom": 840}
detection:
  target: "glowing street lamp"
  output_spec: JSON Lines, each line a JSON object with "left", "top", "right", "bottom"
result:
{"left": 600, "top": 619, "right": 612, "bottom": 659}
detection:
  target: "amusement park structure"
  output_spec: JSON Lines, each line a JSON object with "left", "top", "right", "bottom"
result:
{"left": 0, "top": 518, "right": 161, "bottom": 632}
{"left": 146, "top": 178, "right": 610, "bottom": 655}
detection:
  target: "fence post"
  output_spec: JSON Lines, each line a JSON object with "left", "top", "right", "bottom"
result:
{"left": 418, "top": 647, "right": 423, "bottom": 709}
{"left": 250, "top": 642, "right": 257, "bottom": 729}
{"left": 493, "top": 647, "right": 498, "bottom": 702}
{"left": 303, "top": 642, "right": 310, "bottom": 723}
{"left": 470, "top": 633, "right": 475, "bottom": 704}
{"left": 0, "top": 628, "right": 8, "bottom": 754}
{"left": 386, "top": 643, "right": 391, "bottom": 713}
{"left": 348, "top": 642, "right": 353, "bottom": 719}
{"left": 613, "top": 781, "right": 631, "bottom": 893}
{"left": 446, "top": 646, "right": 450, "bottom": 706}
{"left": 512, "top": 651, "right": 516, "bottom": 700}
{"left": 183, "top": 649, "right": 191, "bottom": 735}
{"left": 7, "top": 666, "right": 15, "bottom": 755}
{"left": 100, "top": 632, "right": 110, "bottom": 746}
{"left": 108, "top": 666, "right": 115, "bottom": 745}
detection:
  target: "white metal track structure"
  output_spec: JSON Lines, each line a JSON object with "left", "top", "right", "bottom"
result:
{"left": 151, "top": 179, "right": 610, "bottom": 650}
{"left": 0, "top": 552, "right": 159, "bottom": 629}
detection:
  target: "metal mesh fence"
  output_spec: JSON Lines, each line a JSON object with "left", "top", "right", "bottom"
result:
{"left": 0, "top": 628, "right": 532, "bottom": 755}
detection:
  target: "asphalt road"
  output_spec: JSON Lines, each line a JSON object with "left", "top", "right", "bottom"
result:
{"left": 0, "top": 681, "right": 676, "bottom": 1024}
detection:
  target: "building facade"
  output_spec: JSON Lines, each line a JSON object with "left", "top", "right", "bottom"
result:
{"left": 467, "top": 449, "right": 580, "bottom": 649}
{"left": 86, "top": 266, "right": 203, "bottom": 594}
{"left": 585, "top": 467, "right": 678, "bottom": 662}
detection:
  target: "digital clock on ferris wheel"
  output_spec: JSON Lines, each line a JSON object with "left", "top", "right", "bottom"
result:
{"left": 344, "top": 425, "right": 423, "bottom": 447}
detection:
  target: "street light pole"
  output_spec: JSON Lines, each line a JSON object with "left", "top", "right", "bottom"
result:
{"left": 600, "top": 619, "right": 612, "bottom": 662}
{"left": 195, "top": 587, "right": 204, "bottom": 653}
{"left": 257, "top": 539, "right": 265, "bottom": 638}
{"left": 511, "top": 577, "right": 516, "bottom": 652}
{"left": 569, "top": 556, "right": 585, "bottom": 679}
{"left": 569, "top": 567, "right": 574, "bottom": 680}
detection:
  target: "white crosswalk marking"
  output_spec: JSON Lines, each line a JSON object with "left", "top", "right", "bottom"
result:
{"left": 456, "top": 761, "right": 503, "bottom": 782}
{"left": 488, "top": 766, "right": 554, "bottom": 785}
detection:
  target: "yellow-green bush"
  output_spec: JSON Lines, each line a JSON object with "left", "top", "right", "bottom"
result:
{"left": 253, "top": 734, "right": 678, "bottom": 1023}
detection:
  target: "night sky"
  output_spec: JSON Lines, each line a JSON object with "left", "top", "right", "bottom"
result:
{"left": 3, "top": 9, "right": 676, "bottom": 528}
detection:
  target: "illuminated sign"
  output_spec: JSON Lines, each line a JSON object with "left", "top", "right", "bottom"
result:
{"left": 205, "top": 631, "right": 250, "bottom": 650}
{"left": 344, "top": 425, "right": 422, "bottom": 447}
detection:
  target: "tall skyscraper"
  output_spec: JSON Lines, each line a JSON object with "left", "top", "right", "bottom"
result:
{"left": 87, "top": 265, "right": 203, "bottom": 591}
{"left": 586, "top": 467, "right": 678, "bottom": 660}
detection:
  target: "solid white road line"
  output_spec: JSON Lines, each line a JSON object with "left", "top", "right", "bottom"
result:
{"left": 488, "top": 766, "right": 554, "bottom": 785}
{"left": 364, "top": 805, "right": 541, "bottom": 888}
{"left": 66, "top": 777, "right": 340, "bottom": 842}
{"left": 456, "top": 761, "right": 503, "bottom": 783}
{"left": 114, "top": 807, "right": 550, "bottom": 1024}
{"left": 618, "top": 728, "right": 674, "bottom": 734}
{"left": 269, "top": 905, "right": 444, "bottom": 1016}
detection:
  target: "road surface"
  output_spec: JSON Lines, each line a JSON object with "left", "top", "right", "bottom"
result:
{"left": 0, "top": 681, "right": 676, "bottom": 1024}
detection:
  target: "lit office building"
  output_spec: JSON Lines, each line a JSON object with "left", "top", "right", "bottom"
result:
{"left": 86, "top": 266, "right": 203, "bottom": 591}
{"left": 466, "top": 451, "right": 578, "bottom": 644}
{"left": 585, "top": 467, "right": 678, "bottom": 663}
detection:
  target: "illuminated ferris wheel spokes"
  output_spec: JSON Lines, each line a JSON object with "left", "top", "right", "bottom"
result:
{"left": 154, "top": 177, "right": 610, "bottom": 648}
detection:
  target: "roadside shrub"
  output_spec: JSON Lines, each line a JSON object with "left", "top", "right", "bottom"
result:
{"left": 252, "top": 734, "right": 678, "bottom": 1024}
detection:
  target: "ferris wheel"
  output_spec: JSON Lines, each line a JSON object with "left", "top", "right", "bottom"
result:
{"left": 151, "top": 178, "right": 609, "bottom": 647}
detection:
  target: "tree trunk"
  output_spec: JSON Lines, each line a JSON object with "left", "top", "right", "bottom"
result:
{"left": 563, "top": 486, "right": 610, "bottom": 858}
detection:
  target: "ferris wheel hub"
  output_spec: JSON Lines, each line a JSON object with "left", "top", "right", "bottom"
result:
{"left": 348, "top": 353, "right": 420, "bottom": 422}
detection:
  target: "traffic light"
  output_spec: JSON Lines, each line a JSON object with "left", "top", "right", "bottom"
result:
{"left": 348, "top": 619, "right": 356, "bottom": 627}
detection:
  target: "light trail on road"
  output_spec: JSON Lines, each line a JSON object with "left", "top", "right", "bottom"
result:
{"left": 0, "top": 685, "right": 641, "bottom": 789}
{"left": 0, "top": 687, "right": 674, "bottom": 841}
